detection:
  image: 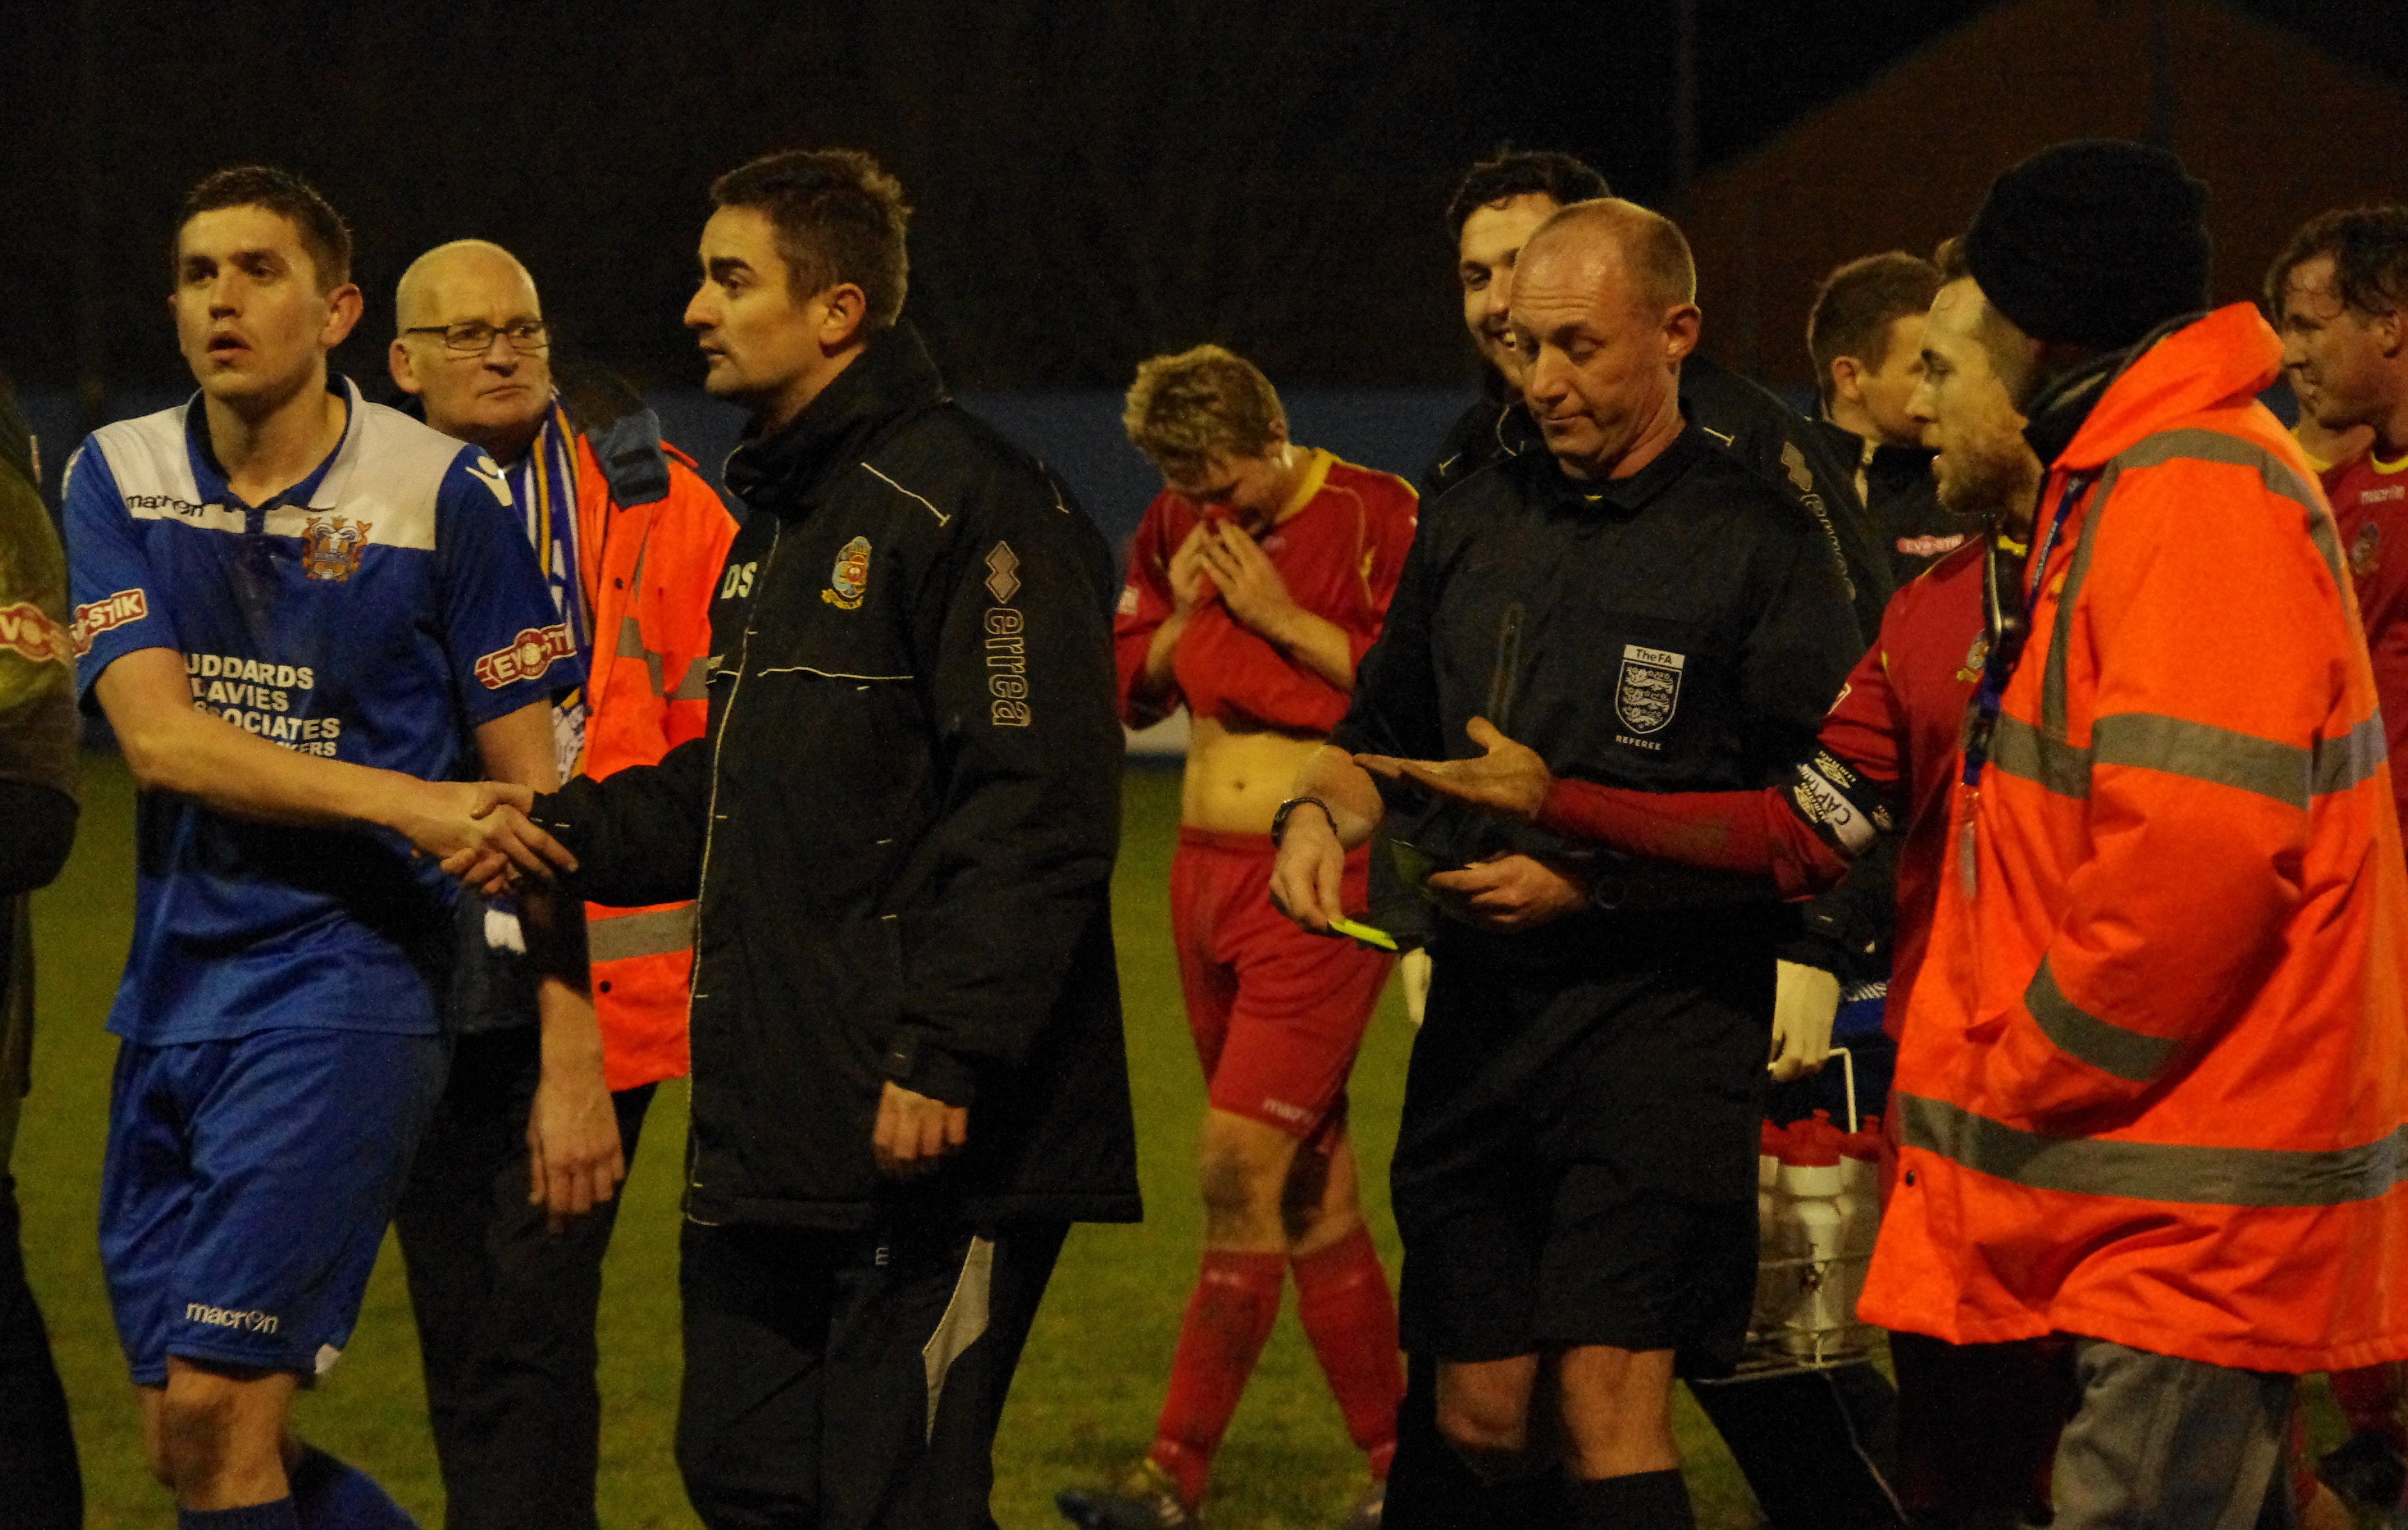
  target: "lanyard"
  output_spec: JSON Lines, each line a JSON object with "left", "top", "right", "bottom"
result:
{"left": 1960, "top": 470, "right": 2095, "bottom": 787}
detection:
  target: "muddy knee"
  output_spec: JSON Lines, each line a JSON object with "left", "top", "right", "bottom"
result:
{"left": 1197, "top": 1112, "right": 1297, "bottom": 1246}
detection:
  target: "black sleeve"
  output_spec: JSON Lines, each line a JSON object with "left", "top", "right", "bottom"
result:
{"left": 0, "top": 784, "right": 75, "bottom": 897}
{"left": 1683, "top": 358, "right": 1893, "bottom": 643}
{"left": 879, "top": 463, "right": 1123, "bottom": 1106}
{"left": 1738, "top": 523, "right": 1862, "bottom": 789}
{"left": 531, "top": 734, "right": 716, "bottom": 908}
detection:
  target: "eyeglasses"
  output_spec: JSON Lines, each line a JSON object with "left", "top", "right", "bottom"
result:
{"left": 402, "top": 320, "right": 550, "bottom": 356}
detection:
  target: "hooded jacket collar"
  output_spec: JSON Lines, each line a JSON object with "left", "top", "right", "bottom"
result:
{"left": 723, "top": 323, "right": 948, "bottom": 520}
{"left": 2025, "top": 304, "right": 2281, "bottom": 475}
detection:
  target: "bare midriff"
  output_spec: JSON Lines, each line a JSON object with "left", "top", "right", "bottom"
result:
{"left": 1181, "top": 714, "right": 1327, "bottom": 835}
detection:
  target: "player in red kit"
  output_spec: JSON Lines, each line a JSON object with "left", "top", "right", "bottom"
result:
{"left": 2270, "top": 205, "right": 2408, "bottom": 1519}
{"left": 1058, "top": 345, "right": 1416, "bottom": 1530}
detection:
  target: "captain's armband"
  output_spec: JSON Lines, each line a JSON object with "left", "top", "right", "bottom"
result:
{"left": 1783, "top": 750, "right": 1895, "bottom": 860}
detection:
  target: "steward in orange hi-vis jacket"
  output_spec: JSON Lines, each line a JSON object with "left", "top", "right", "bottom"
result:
{"left": 571, "top": 413, "right": 738, "bottom": 1092}
{"left": 1861, "top": 297, "right": 2408, "bottom": 1378}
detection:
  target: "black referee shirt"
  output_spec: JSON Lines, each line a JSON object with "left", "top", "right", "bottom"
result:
{"left": 1353, "top": 421, "right": 1864, "bottom": 1198}
{"left": 1337, "top": 420, "right": 1860, "bottom": 882}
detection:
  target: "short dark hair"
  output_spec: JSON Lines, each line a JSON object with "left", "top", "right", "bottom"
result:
{"left": 2266, "top": 205, "right": 2408, "bottom": 322}
{"left": 176, "top": 166, "right": 353, "bottom": 292}
{"left": 711, "top": 149, "right": 912, "bottom": 332}
{"left": 1446, "top": 147, "right": 1610, "bottom": 240}
{"left": 1807, "top": 252, "right": 1942, "bottom": 404}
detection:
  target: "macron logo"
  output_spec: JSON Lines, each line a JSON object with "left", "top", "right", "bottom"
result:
{"left": 186, "top": 1302, "right": 279, "bottom": 1334}
{"left": 474, "top": 623, "right": 575, "bottom": 689}
{"left": 70, "top": 588, "right": 149, "bottom": 655}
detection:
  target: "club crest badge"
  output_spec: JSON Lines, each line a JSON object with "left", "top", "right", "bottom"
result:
{"left": 1616, "top": 643, "right": 1685, "bottom": 736}
{"left": 300, "top": 516, "right": 371, "bottom": 582}
{"left": 823, "top": 535, "right": 872, "bottom": 609}
{"left": 1955, "top": 632, "right": 1991, "bottom": 684}
{"left": 2353, "top": 520, "right": 2382, "bottom": 578}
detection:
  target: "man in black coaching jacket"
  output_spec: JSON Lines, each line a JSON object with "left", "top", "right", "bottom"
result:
{"left": 470, "top": 147, "right": 1138, "bottom": 1530}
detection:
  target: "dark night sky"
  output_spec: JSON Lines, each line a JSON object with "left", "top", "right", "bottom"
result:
{"left": 3, "top": 0, "right": 2403, "bottom": 405}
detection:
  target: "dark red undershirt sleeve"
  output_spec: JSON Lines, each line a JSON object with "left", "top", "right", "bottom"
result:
{"left": 1535, "top": 778, "right": 1849, "bottom": 900}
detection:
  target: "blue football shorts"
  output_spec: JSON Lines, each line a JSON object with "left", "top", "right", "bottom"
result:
{"left": 99, "top": 1026, "right": 446, "bottom": 1385}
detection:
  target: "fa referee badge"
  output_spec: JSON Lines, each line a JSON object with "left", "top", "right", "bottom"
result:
{"left": 1616, "top": 643, "right": 1683, "bottom": 734}
{"left": 823, "top": 536, "right": 872, "bottom": 609}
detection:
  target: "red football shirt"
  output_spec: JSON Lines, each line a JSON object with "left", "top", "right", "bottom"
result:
{"left": 1114, "top": 450, "right": 1418, "bottom": 734}
{"left": 2322, "top": 447, "right": 2408, "bottom": 838}
{"left": 1812, "top": 541, "right": 1985, "bottom": 1032}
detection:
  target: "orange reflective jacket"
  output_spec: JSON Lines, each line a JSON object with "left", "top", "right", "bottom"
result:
{"left": 572, "top": 432, "right": 737, "bottom": 1092}
{"left": 1861, "top": 304, "right": 2408, "bottom": 1373}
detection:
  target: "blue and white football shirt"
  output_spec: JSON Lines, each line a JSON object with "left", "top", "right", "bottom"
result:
{"left": 63, "top": 378, "right": 578, "bottom": 1043}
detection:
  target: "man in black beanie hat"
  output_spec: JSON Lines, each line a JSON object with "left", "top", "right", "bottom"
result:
{"left": 1857, "top": 138, "right": 2408, "bottom": 1530}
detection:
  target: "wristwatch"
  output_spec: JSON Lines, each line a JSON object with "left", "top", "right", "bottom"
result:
{"left": 1271, "top": 796, "right": 1336, "bottom": 847}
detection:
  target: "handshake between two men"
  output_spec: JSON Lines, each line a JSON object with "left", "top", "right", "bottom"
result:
{"left": 430, "top": 780, "right": 972, "bottom": 1182}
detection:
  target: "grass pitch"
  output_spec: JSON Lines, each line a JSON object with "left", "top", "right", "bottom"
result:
{"left": 28, "top": 754, "right": 1763, "bottom": 1526}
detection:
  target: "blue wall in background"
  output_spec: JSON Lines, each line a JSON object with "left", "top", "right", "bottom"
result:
{"left": 23, "top": 386, "right": 1480, "bottom": 557}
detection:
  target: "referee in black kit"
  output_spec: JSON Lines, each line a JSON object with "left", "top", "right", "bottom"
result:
{"left": 1271, "top": 199, "right": 1861, "bottom": 1530}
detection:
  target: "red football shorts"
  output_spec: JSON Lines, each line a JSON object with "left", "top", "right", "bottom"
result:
{"left": 1171, "top": 827, "right": 1393, "bottom": 1140}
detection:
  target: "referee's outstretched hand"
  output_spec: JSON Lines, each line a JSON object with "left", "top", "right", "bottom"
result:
{"left": 1354, "top": 717, "right": 1551, "bottom": 824}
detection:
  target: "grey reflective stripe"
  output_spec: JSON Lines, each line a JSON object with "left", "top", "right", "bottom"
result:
{"left": 669, "top": 657, "right": 712, "bottom": 702}
{"left": 586, "top": 905, "right": 694, "bottom": 964}
{"left": 614, "top": 614, "right": 682, "bottom": 699}
{"left": 1995, "top": 710, "right": 2370, "bottom": 807}
{"left": 2315, "top": 713, "right": 2389, "bottom": 794}
{"left": 2042, "top": 463, "right": 2118, "bottom": 735}
{"left": 2113, "top": 427, "right": 2352, "bottom": 604}
{"left": 2040, "top": 431, "right": 2336, "bottom": 735}
{"left": 2092, "top": 712, "right": 2310, "bottom": 809}
{"left": 2111, "top": 427, "right": 2324, "bottom": 520}
{"left": 2026, "top": 956, "right": 2179, "bottom": 1082}
{"left": 2306, "top": 506, "right": 2350, "bottom": 604}
{"left": 1990, "top": 714, "right": 2090, "bottom": 798}
{"left": 1898, "top": 1090, "right": 2408, "bottom": 1208}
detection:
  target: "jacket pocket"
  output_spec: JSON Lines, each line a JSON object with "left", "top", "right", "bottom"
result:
{"left": 696, "top": 913, "right": 907, "bottom": 1212}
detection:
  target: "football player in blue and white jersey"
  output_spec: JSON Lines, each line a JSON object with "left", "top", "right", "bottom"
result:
{"left": 61, "top": 166, "right": 621, "bottom": 1530}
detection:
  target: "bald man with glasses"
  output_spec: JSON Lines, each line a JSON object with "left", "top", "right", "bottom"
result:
{"left": 387, "top": 240, "right": 736, "bottom": 1530}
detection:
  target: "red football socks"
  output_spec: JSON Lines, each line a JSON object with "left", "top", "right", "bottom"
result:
{"left": 1293, "top": 1225, "right": 1404, "bottom": 1477}
{"left": 1149, "top": 1249, "right": 1288, "bottom": 1506}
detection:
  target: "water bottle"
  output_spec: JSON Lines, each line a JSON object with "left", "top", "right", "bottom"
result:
{"left": 1776, "top": 1113, "right": 1846, "bottom": 1359}
{"left": 1752, "top": 1120, "right": 1792, "bottom": 1339}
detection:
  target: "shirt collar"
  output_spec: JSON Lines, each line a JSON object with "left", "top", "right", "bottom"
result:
{"left": 183, "top": 375, "right": 361, "bottom": 513}
{"left": 1536, "top": 420, "right": 1704, "bottom": 513}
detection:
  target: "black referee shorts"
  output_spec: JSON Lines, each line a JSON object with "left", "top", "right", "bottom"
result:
{"left": 1398, "top": 1163, "right": 1757, "bottom": 1372}
{"left": 1391, "top": 923, "right": 1768, "bottom": 1375}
